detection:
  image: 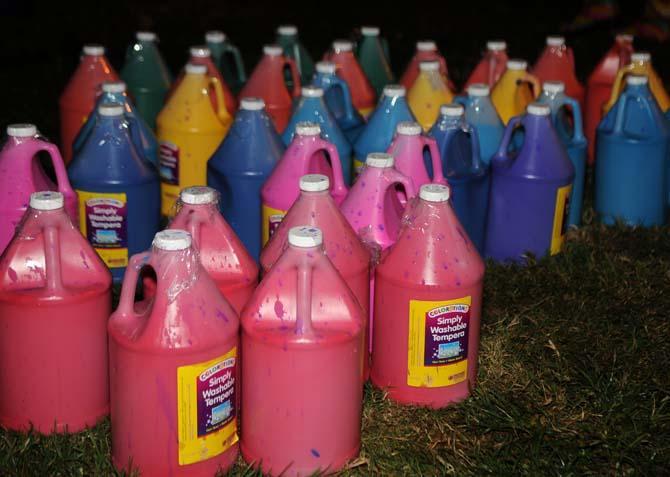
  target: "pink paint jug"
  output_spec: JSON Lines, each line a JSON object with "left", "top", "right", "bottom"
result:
{"left": 260, "top": 122, "right": 348, "bottom": 246}
{"left": 399, "top": 41, "right": 449, "bottom": 91}
{"left": 464, "top": 40, "right": 508, "bottom": 89}
{"left": 241, "top": 226, "right": 364, "bottom": 476}
{"left": 371, "top": 184, "right": 485, "bottom": 408}
{"left": 0, "top": 124, "right": 77, "bottom": 253}
{"left": 109, "top": 230, "right": 239, "bottom": 476}
{"left": 0, "top": 191, "right": 111, "bottom": 433}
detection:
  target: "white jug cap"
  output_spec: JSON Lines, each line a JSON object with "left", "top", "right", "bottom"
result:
{"left": 546, "top": 36, "right": 565, "bottom": 46}
{"left": 632, "top": 52, "right": 651, "bottom": 62}
{"left": 487, "top": 40, "right": 507, "bottom": 51}
{"left": 366, "top": 152, "right": 394, "bottom": 168}
{"left": 626, "top": 74, "right": 648, "bottom": 86}
{"left": 543, "top": 81, "right": 565, "bottom": 94}
{"left": 240, "top": 97, "right": 265, "bottom": 110}
{"left": 153, "top": 230, "right": 192, "bottom": 251}
{"left": 300, "top": 174, "right": 330, "bottom": 192}
{"left": 419, "top": 184, "right": 450, "bottom": 202}
{"left": 417, "top": 41, "right": 437, "bottom": 51}
{"left": 507, "top": 59, "right": 527, "bottom": 70}
{"left": 7, "top": 123, "right": 37, "bottom": 137}
{"left": 527, "top": 103, "right": 551, "bottom": 116}
{"left": 383, "top": 84, "right": 406, "bottom": 97}
{"left": 264, "top": 44, "right": 283, "bottom": 56}
{"left": 467, "top": 83, "right": 490, "bottom": 96}
{"left": 30, "top": 191, "right": 64, "bottom": 210}
{"left": 83, "top": 44, "right": 105, "bottom": 56}
{"left": 396, "top": 121, "right": 422, "bottom": 135}
{"left": 180, "top": 186, "right": 217, "bottom": 205}
{"left": 333, "top": 40, "right": 353, "bottom": 52}
{"left": 361, "top": 26, "right": 380, "bottom": 36}
{"left": 440, "top": 103, "right": 464, "bottom": 117}
{"left": 296, "top": 121, "right": 321, "bottom": 136}
{"left": 316, "top": 61, "right": 337, "bottom": 74}
{"left": 136, "top": 31, "right": 156, "bottom": 41}
{"left": 419, "top": 60, "right": 440, "bottom": 71}
{"left": 185, "top": 63, "right": 207, "bottom": 74}
{"left": 289, "top": 226, "right": 323, "bottom": 247}
{"left": 102, "top": 81, "right": 126, "bottom": 93}
{"left": 205, "top": 31, "right": 226, "bottom": 43}
{"left": 190, "top": 46, "right": 211, "bottom": 58}
{"left": 616, "top": 33, "right": 634, "bottom": 43}
{"left": 278, "top": 25, "right": 297, "bottom": 35}
{"left": 98, "top": 103, "right": 124, "bottom": 116}
{"left": 302, "top": 86, "right": 324, "bottom": 98}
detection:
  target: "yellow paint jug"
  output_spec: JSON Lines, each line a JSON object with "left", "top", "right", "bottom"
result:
{"left": 407, "top": 60, "right": 454, "bottom": 130}
{"left": 491, "top": 59, "right": 540, "bottom": 124}
{"left": 156, "top": 63, "right": 232, "bottom": 216}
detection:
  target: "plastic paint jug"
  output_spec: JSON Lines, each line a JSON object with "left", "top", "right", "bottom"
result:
{"left": 206, "top": 31, "right": 246, "bottom": 94}
{"left": 0, "top": 191, "right": 111, "bottom": 433}
{"left": 585, "top": 34, "right": 633, "bottom": 163}
{"left": 157, "top": 63, "right": 231, "bottom": 216}
{"left": 407, "top": 60, "right": 454, "bottom": 130}
{"left": 387, "top": 121, "right": 446, "bottom": 191}
{"left": 59, "top": 44, "right": 119, "bottom": 164}
{"left": 120, "top": 32, "right": 172, "bottom": 129}
{"left": 241, "top": 226, "right": 364, "bottom": 476}
{"left": 371, "top": 184, "right": 485, "bottom": 408}
{"left": 109, "top": 230, "right": 239, "bottom": 476}
{"left": 0, "top": 124, "right": 77, "bottom": 253}
{"left": 490, "top": 59, "right": 540, "bottom": 124}
{"left": 464, "top": 40, "right": 508, "bottom": 89}
{"left": 455, "top": 83, "right": 505, "bottom": 165}
{"left": 537, "top": 81, "right": 587, "bottom": 227}
{"left": 532, "top": 36, "right": 585, "bottom": 108}
{"left": 69, "top": 103, "right": 160, "bottom": 283}
{"left": 356, "top": 26, "right": 394, "bottom": 96}
{"left": 324, "top": 40, "right": 377, "bottom": 117}
{"left": 208, "top": 97, "right": 285, "bottom": 260}
{"left": 400, "top": 41, "right": 449, "bottom": 91}
{"left": 596, "top": 75, "right": 669, "bottom": 226}
{"left": 282, "top": 86, "right": 353, "bottom": 184}
{"left": 261, "top": 123, "right": 348, "bottom": 245}
{"left": 485, "top": 103, "right": 575, "bottom": 262}
{"left": 276, "top": 25, "right": 315, "bottom": 86}
{"left": 429, "top": 104, "right": 490, "bottom": 254}
{"left": 353, "top": 84, "right": 415, "bottom": 176}
{"left": 239, "top": 45, "right": 301, "bottom": 133}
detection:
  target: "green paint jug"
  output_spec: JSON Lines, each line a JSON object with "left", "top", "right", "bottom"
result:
{"left": 276, "top": 25, "right": 315, "bottom": 87}
{"left": 356, "top": 26, "right": 394, "bottom": 96}
{"left": 205, "top": 31, "right": 246, "bottom": 95}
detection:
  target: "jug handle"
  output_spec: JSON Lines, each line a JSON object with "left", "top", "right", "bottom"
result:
{"left": 313, "top": 138, "right": 348, "bottom": 197}
{"left": 72, "top": 111, "right": 95, "bottom": 154}
{"left": 224, "top": 42, "right": 247, "bottom": 83}
{"left": 567, "top": 47, "right": 577, "bottom": 72}
{"left": 421, "top": 136, "right": 447, "bottom": 184}
{"left": 522, "top": 72, "right": 541, "bottom": 99}
{"left": 556, "top": 96, "right": 586, "bottom": 143}
{"left": 604, "top": 65, "right": 633, "bottom": 114}
{"left": 385, "top": 167, "right": 417, "bottom": 199}
{"left": 295, "top": 259, "right": 314, "bottom": 335}
{"left": 465, "top": 124, "right": 484, "bottom": 169}
{"left": 284, "top": 57, "right": 302, "bottom": 98}
{"left": 209, "top": 76, "right": 232, "bottom": 125}
{"left": 438, "top": 56, "right": 449, "bottom": 79}
{"left": 124, "top": 114, "right": 151, "bottom": 163}
{"left": 330, "top": 75, "right": 357, "bottom": 123}
{"left": 116, "top": 252, "right": 151, "bottom": 317}
{"left": 494, "top": 114, "right": 524, "bottom": 162}
{"left": 43, "top": 224, "right": 64, "bottom": 292}
{"left": 34, "top": 141, "right": 77, "bottom": 206}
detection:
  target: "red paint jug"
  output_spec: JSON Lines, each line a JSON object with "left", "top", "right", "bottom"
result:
{"left": 239, "top": 45, "right": 301, "bottom": 132}
{"left": 371, "top": 184, "right": 485, "bottom": 408}
{"left": 59, "top": 44, "right": 119, "bottom": 163}
{"left": 400, "top": 41, "right": 449, "bottom": 91}
{"left": 325, "top": 40, "right": 376, "bottom": 117}
{"left": 242, "top": 226, "right": 364, "bottom": 476}
{"left": 109, "top": 230, "right": 239, "bottom": 476}
{"left": 532, "top": 36, "right": 585, "bottom": 108}
{"left": 0, "top": 191, "right": 111, "bottom": 433}
{"left": 464, "top": 40, "right": 508, "bottom": 89}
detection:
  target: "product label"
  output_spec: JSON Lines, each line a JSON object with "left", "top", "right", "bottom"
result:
{"left": 159, "top": 140, "right": 180, "bottom": 216}
{"left": 261, "top": 204, "right": 286, "bottom": 246}
{"left": 407, "top": 297, "right": 471, "bottom": 388}
{"left": 177, "top": 348, "right": 238, "bottom": 466}
{"left": 76, "top": 190, "right": 128, "bottom": 269}
{"left": 353, "top": 157, "right": 365, "bottom": 178}
{"left": 550, "top": 184, "right": 572, "bottom": 255}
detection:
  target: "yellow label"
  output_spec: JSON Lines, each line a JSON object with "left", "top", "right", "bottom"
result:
{"left": 161, "top": 183, "right": 181, "bottom": 217}
{"left": 353, "top": 158, "right": 365, "bottom": 178}
{"left": 550, "top": 184, "right": 572, "bottom": 255}
{"left": 407, "top": 297, "right": 471, "bottom": 388}
{"left": 177, "top": 348, "right": 238, "bottom": 466}
{"left": 261, "top": 203, "right": 286, "bottom": 246}
{"left": 76, "top": 190, "right": 128, "bottom": 268}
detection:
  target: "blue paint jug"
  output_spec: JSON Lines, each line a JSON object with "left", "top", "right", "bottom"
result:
{"left": 282, "top": 85, "right": 353, "bottom": 184}
{"left": 537, "top": 81, "right": 588, "bottom": 227}
{"left": 486, "top": 103, "right": 575, "bottom": 263}
{"left": 73, "top": 81, "right": 158, "bottom": 166}
{"left": 68, "top": 103, "right": 160, "bottom": 282}
{"left": 454, "top": 83, "right": 504, "bottom": 166}
{"left": 353, "top": 84, "right": 415, "bottom": 177}
{"left": 429, "top": 104, "right": 490, "bottom": 254}
{"left": 312, "top": 61, "right": 366, "bottom": 143}
{"left": 596, "top": 75, "right": 669, "bottom": 226}
{"left": 208, "top": 97, "right": 285, "bottom": 260}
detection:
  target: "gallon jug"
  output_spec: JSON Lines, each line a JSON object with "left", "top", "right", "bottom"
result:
{"left": 400, "top": 41, "right": 449, "bottom": 91}
{"left": 455, "top": 83, "right": 505, "bottom": 165}
{"left": 282, "top": 85, "right": 353, "bottom": 184}
{"left": 464, "top": 40, "right": 508, "bottom": 89}
{"left": 261, "top": 122, "right": 348, "bottom": 245}
{"left": 59, "top": 44, "right": 119, "bottom": 164}
{"left": 0, "top": 124, "right": 77, "bottom": 253}
{"left": 69, "top": 103, "right": 160, "bottom": 283}
{"left": 206, "top": 31, "right": 246, "bottom": 94}
{"left": 157, "top": 63, "right": 232, "bottom": 216}
{"left": 353, "top": 84, "right": 415, "bottom": 175}
{"left": 109, "top": 230, "right": 239, "bottom": 476}
{"left": 596, "top": 75, "right": 669, "bottom": 226}
{"left": 276, "top": 25, "right": 314, "bottom": 86}
{"left": 537, "top": 81, "right": 587, "bottom": 227}
{"left": 239, "top": 45, "right": 301, "bottom": 133}
{"left": 585, "top": 34, "right": 633, "bottom": 163}
{"left": 407, "top": 60, "right": 454, "bottom": 131}
{"left": 387, "top": 121, "right": 446, "bottom": 190}
{"left": 73, "top": 81, "right": 158, "bottom": 166}
{"left": 312, "top": 61, "right": 366, "bottom": 143}
{"left": 208, "top": 97, "right": 285, "bottom": 261}
{"left": 324, "top": 40, "right": 376, "bottom": 117}
{"left": 242, "top": 226, "right": 363, "bottom": 477}
{"left": 429, "top": 104, "right": 490, "bottom": 254}
{"left": 356, "top": 26, "right": 394, "bottom": 96}
{"left": 120, "top": 31, "right": 172, "bottom": 129}
{"left": 490, "top": 59, "right": 540, "bottom": 124}
{"left": 0, "top": 191, "right": 111, "bottom": 433}
{"left": 532, "top": 36, "right": 585, "bottom": 108}
{"left": 371, "top": 184, "right": 485, "bottom": 408}
{"left": 485, "top": 103, "right": 575, "bottom": 262}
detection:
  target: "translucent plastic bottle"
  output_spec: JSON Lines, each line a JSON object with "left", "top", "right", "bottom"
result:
{"left": 407, "top": 61, "right": 454, "bottom": 130}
